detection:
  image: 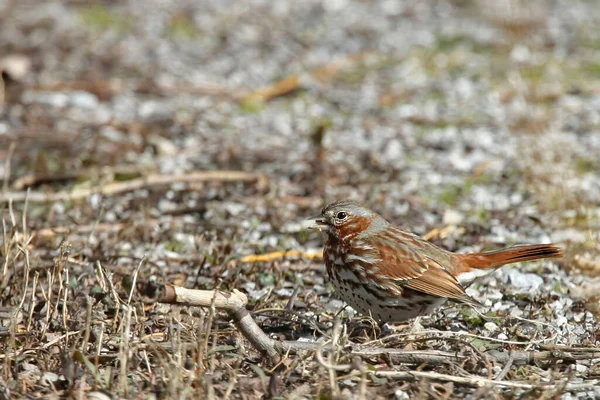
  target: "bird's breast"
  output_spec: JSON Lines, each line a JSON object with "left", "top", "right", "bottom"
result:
{"left": 324, "top": 237, "right": 380, "bottom": 278}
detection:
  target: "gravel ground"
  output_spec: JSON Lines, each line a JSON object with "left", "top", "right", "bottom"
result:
{"left": 1, "top": 0, "right": 599, "bottom": 398}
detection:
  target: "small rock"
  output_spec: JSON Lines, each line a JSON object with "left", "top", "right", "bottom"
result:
{"left": 276, "top": 288, "right": 294, "bottom": 297}
{"left": 88, "top": 193, "right": 102, "bottom": 210}
{"left": 553, "top": 316, "right": 568, "bottom": 327}
{"left": 507, "top": 269, "right": 544, "bottom": 292}
{"left": 395, "top": 390, "right": 410, "bottom": 400}
{"left": 22, "top": 91, "right": 69, "bottom": 107}
{"left": 443, "top": 209, "right": 464, "bottom": 225}
{"left": 509, "top": 307, "right": 524, "bottom": 317}
{"left": 21, "top": 362, "right": 40, "bottom": 374}
{"left": 87, "top": 391, "right": 114, "bottom": 400}
{"left": 486, "top": 290, "right": 504, "bottom": 300}
{"left": 575, "top": 364, "right": 588, "bottom": 373}
{"left": 325, "top": 299, "right": 355, "bottom": 318}
{"left": 138, "top": 100, "right": 173, "bottom": 123}
{"left": 283, "top": 222, "right": 304, "bottom": 233}
{"left": 68, "top": 91, "right": 99, "bottom": 109}
{"left": 484, "top": 322, "right": 498, "bottom": 332}
{"left": 148, "top": 135, "right": 178, "bottom": 155}
{"left": 223, "top": 202, "right": 246, "bottom": 216}
{"left": 382, "top": 139, "right": 404, "bottom": 162}
{"left": 246, "top": 287, "right": 270, "bottom": 300}
{"left": 0, "top": 54, "right": 31, "bottom": 81}
{"left": 342, "top": 378, "right": 357, "bottom": 387}
{"left": 510, "top": 45, "right": 531, "bottom": 62}
{"left": 40, "top": 372, "right": 60, "bottom": 386}
{"left": 158, "top": 199, "right": 178, "bottom": 213}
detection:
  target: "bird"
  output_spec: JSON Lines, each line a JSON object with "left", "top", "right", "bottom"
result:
{"left": 307, "top": 200, "right": 563, "bottom": 323}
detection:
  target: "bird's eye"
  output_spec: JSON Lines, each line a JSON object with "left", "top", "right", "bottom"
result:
{"left": 336, "top": 211, "right": 348, "bottom": 220}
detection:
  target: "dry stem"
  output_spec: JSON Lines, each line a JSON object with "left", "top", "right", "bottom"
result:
{"left": 0, "top": 171, "right": 268, "bottom": 203}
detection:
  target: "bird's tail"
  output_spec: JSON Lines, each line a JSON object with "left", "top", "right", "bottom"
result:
{"left": 462, "top": 244, "right": 563, "bottom": 270}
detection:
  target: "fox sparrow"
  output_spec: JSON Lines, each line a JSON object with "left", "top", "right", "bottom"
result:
{"left": 309, "top": 200, "right": 563, "bottom": 322}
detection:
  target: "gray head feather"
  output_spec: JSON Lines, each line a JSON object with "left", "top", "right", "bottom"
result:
{"left": 321, "top": 200, "right": 389, "bottom": 236}
{"left": 322, "top": 200, "right": 374, "bottom": 218}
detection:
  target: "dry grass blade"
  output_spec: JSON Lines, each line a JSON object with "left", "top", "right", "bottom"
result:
{"left": 240, "top": 250, "right": 323, "bottom": 263}
{"left": 242, "top": 52, "right": 370, "bottom": 103}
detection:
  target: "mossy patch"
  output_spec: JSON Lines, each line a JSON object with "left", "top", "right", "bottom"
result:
{"left": 80, "top": 5, "right": 133, "bottom": 32}
{"left": 168, "top": 14, "right": 199, "bottom": 39}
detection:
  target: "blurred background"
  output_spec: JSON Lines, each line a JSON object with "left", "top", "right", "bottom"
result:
{"left": 0, "top": 0, "right": 599, "bottom": 397}
{"left": 1, "top": 0, "right": 598, "bottom": 256}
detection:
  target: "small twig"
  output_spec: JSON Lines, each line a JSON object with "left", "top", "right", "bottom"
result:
{"left": 372, "top": 370, "right": 599, "bottom": 391}
{"left": 11, "top": 165, "right": 154, "bottom": 190}
{"left": 36, "top": 329, "right": 84, "bottom": 350}
{"left": 353, "top": 357, "right": 368, "bottom": 400}
{"left": 486, "top": 349, "right": 600, "bottom": 365}
{"left": 362, "top": 329, "right": 558, "bottom": 347}
{"left": 323, "top": 319, "right": 344, "bottom": 397}
{"left": 353, "top": 348, "right": 466, "bottom": 365}
{"left": 539, "top": 344, "right": 600, "bottom": 352}
{"left": 458, "top": 337, "right": 493, "bottom": 379}
{"left": 2, "top": 141, "right": 16, "bottom": 193}
{"left": 118, "top": 303, "right": 133, "bottom": 396}
{"left": 127, "top": 257, "right": 146, "bottom": 305}
{"left": 81, "top": 296, "right": 94, "bottom": 353}
{"left": 0, "top": 67, "right": 4, "bottom": 109}
{"left": 158, "top": 82, "right": 246, "bottom": 99}
{"left": 15, "top": 220, "right": 159, "bottom": 244}
{"left": 0, "top": 170, "right": 268, "bottom": 203}
{"left": 285, "top": 287, "right": 300, "bottom": 311}
{"left": 206, "top": 282, "right": 220, "bottom": 372}
{"left": 494, "top": 352, "right": 515, "bottom": 381}
{"left": 1, "top": 218, "right": 9, "bottom": 279}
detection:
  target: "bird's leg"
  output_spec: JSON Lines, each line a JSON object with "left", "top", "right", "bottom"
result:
{"left": 383, "top": 316, "right": 424, "bottom": 335}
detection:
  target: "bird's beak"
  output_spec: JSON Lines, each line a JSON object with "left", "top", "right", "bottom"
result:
{"left": 304, "top": 215, "right": 327, "bottom": 231}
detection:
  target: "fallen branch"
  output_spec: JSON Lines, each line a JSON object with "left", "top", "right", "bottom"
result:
{"left": 157, "top": 284, "right": 280, "bottom": 364}
{"left": 0, "top": 170, "right": 268, "bottom": 203}
{"left": 11, "top": 165, "right": 154, "bottom": 190}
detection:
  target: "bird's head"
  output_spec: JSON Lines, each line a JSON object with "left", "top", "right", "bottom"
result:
{"left": 307, "top": 200, "right": 388, "bottom": 242}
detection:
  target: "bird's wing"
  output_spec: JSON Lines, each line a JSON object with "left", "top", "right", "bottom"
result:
{"left": 369, "top": 233, "right": 475, "bottom": 303}
{"left": 368, "top": 234, "right": 430, "bottom": 281}
{"left": 402, "top": 256, "right": 473, "bottom": 302}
